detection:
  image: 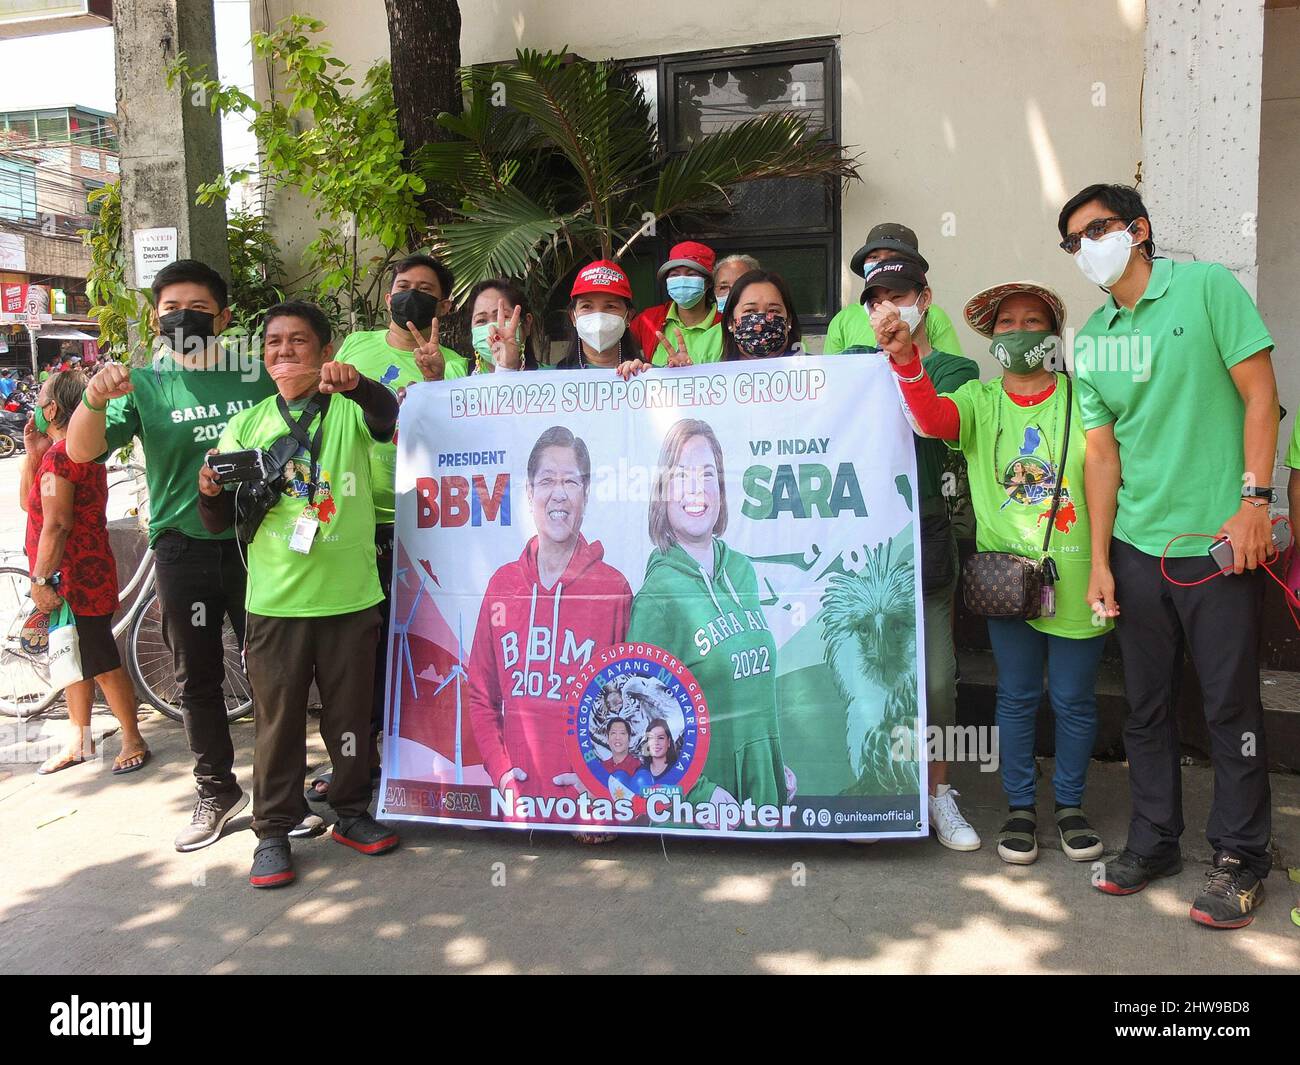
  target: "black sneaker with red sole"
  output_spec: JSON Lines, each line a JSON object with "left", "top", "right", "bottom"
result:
{"left": 1094, "top": 847, "right": 1183, "bottom": 895}
{"left": 332, "top": 813, "right": 399, "bottom": 855}
{"left": 249, "top": 837, "right": 295, "bottom": 889}
{"left": 1190, "top": 852, "right": 1265, "bottom": 929}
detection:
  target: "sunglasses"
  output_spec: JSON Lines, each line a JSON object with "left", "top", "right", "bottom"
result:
{"left": 1059, "top": 217, "right": 1133, "bottom": 254}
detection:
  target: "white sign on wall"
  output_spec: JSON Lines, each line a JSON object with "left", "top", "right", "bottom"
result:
{"left": 0, "top": 232, "right": 25, "bottom": 272}
{"left": 132, "top": 226, "right": 178, "bottom": 287}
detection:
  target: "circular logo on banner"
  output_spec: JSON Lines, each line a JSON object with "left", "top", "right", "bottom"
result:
{"left": 566, "top": 644, "right": 710, "bottom": 816}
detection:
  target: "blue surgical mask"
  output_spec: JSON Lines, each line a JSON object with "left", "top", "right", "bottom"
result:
{"left": 716, "top": 292, "right": 728, "bottom": 314}
{"left": 666, "top": 275, "right": 707, "bottom": 309}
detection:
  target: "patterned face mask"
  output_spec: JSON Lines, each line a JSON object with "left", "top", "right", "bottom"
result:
{"left": 732, "top": 312, "right": 788, "bottom": 358}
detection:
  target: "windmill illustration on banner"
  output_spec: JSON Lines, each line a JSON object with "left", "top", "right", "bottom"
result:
{"left": 390, "top": 569, "right": 470, "bottom": 784}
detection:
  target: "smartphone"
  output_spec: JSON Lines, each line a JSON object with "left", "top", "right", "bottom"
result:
{"left": 1208, "top": 536, "right": 1236, "bottom": 572}
{"left": 207, "top": 448, "right": 270, "bottom": 484}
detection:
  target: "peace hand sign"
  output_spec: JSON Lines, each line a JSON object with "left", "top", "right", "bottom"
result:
{"left": 488, "top": 298, "right": 523, "bottom": 371}
{"left": 406, "top": 320, "right": 445, "bottom": 382}
{"left": 657, "top": 326, "right": 692, "bottom": 368}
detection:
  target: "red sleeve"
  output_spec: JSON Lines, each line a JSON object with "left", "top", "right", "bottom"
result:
{"left": 466, "top": 578, "right": 511, "bottom": 788}
{"left": 890, "top": 357, "right": 961, "bottom": 441}
{"left": 45, "top": 445, "right": 86, "bottom": 486}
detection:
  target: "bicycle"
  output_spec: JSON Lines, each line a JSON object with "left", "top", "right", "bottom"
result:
{"left": 0, "top": 464, "right": 252, "bottom": 721}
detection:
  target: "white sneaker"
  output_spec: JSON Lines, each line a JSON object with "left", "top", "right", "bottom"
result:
{"left": 929, "top": 785, "right": 981, "bottom": 851}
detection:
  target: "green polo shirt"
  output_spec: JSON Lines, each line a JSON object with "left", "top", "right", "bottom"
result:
{"left": 824, "top": 301, "right": 963, "bottom": 356}
{"left": 650, "top": 301, "right": 724, "bottom": 366}
{"left": 1074, "top": 258, "right": 1273, "bottom": 558}
{"left": 334, "top": 328, "right": 467, "bottom": 524}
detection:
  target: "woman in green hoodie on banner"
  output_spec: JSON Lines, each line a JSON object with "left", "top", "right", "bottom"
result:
{"left": 626, "top": 418, "right": 795, "bottom": 812}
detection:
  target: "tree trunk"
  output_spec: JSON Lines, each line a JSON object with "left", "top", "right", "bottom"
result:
{"left": 384, "top": 0, "right": 467, "bottom": 351}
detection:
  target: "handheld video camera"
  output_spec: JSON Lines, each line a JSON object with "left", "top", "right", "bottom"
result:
{"left": 207, "top": 434, "right": 305, "bottom": 543}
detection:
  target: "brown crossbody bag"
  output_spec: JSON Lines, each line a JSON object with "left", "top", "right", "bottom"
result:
{"left": 960, "top": 374, "right": 1071, "bottom": 620}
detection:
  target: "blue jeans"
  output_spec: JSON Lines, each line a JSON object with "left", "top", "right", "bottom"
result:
{"left": 985, "top": 618, "right": 1107, "bottom": 809}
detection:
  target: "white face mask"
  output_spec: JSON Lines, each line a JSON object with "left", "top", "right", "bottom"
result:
{"left": 897, "top": 300, "right": 926, "bottom": 332}
{"left": 574, "top": 311, "right": 627, "bottom": 354}
{"left": 1073, "top": 224, "right": 1136, "bottom": 288}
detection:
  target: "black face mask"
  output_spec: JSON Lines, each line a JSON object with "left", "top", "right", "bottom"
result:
{"left": 158, "top": 309, "right": 219, "bottom": 355}
{"left": 389, "top": 289, "right": 440, "bottom": 331}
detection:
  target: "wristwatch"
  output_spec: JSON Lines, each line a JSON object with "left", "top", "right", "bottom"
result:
{"left": 1242, "top": 487, "right": 1275, "bottom": 504}
{"left": 32, "top": 572, "right": 61, "bottom": 588}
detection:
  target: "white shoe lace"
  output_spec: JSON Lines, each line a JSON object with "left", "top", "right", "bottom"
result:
{"left": 931, "top": 789, "right": 973, "bottom": 835}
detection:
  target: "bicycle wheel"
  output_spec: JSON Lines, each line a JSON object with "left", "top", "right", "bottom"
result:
{"left": 0, "top": 434, "right": 16, "bottom": 459}
{"left": 0, "top": 567, "right": 61, "bottom": 717}
{"left": 126, "top": 588, "right": 253, "bottom": 723}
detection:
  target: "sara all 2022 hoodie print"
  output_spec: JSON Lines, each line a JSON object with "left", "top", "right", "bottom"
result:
{"left": 625, "top": 539, "right": 788, "bottom": 809}
{"left": 467, "top": 534, "right": 633, "bottom": 801}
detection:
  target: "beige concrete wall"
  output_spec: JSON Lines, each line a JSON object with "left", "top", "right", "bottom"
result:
{"left": 1259, "top": 6, "right": 1300, "bottom": 469}
{"left": 254, "top": 0, "right": 1145, "bottom": 370}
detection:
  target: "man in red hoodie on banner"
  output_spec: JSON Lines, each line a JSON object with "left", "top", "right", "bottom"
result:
{"left": 468, "top": 425, "right": 633, "bottom": 806}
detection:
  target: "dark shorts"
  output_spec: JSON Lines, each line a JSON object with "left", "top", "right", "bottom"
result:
{"left": 73, "top": 612, "right": 121, "bottom": 678}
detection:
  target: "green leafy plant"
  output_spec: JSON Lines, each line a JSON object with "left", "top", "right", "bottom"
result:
{"left": 417, "top": 48, "right": 861, "bottom": 332}
{"left": 79, "top": 182, "right": 151, "bottom": 363}
{"left": 225, "top": 208, "right": 286, "bottom": 336}
{"left": 167, "top": 15, "right": 428, "bottom": 331}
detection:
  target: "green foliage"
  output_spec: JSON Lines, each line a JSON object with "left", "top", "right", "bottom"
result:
{"left": 79, "top": 182, "right": 150, "bottom": 363}
{"left": 225, "top": 208, "right": 286, "bottom": 336}
{"left": 418, "top": 47, "right": 861, "bottom": 330}
{"left": 167, "top": 15, "right": 427, "bottom": 330}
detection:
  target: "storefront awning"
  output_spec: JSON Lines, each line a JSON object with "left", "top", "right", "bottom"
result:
{"left": 36, "top": 326, "right": 97, "bottom": 340}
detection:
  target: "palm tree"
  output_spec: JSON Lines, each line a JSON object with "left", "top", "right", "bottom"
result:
{"left": 415, "top": 48, "right": 860, "bottom": 334}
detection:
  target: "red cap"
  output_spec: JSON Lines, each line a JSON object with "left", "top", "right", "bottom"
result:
{"left": 657, "top": 241, "right": 716, "bottom": 280}
{"left": 571, "top": 260, "right": 633, "bottom": 300}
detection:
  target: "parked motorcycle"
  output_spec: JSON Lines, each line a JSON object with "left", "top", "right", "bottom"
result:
{"left": 0, "top": 408, "right": 27, "bottom": 458}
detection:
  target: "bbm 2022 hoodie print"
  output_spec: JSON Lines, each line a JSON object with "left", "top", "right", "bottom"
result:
{"left": 626, "top": 539, "right": 788, "bottom": 810}
{"left": 468, "top": 535, "right": 633, "bottom": 802}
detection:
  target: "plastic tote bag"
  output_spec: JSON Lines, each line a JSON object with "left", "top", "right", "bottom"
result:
{"left": 47, "top": 600, "right": 83, "bottom": 689}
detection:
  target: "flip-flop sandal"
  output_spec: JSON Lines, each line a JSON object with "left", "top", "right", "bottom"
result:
{"left": 37, "top": 752, "right": 86, "bottom": 776}
{"left": 305, "top": 766, "right": 383, "bottom": 804}
{"left": 112, "top": 746, "right": 151, "bottom": 775}
{"left": 304, "top": 774, "right": 332, "bottom": 803}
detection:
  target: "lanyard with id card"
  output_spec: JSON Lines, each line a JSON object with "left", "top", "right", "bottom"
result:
{"left": 276, "top": 393, "right": 330, "bottom": 555}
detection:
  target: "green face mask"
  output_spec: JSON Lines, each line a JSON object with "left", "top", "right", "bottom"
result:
{"left": 471, "top": 322, "right": 524, "bottom": 372}
{"left": 34, "top": 403, "right": 49, "bottom": 434}
{"left": 990, "top": 330, "right": 1058, "bottom": 375}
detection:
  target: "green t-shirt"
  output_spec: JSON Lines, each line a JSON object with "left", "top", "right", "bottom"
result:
{"left": 217, "top": 391, "right": 384, "bottom": 618}
{"left": 1074, "top": 259, "right": 1274, "bottom": 558}
{"left": 824, "top": 301, "right": 963, "bottom": 356}
{"left": 842, "top": 346, "right": 979, "bottom": 502}
{"left": 334, "top": 329, "right": 467, "bottom": 524}
{"left": 100, "top": 352, "right": 276, "bottom": 546}
{"left": 650, "top": 302, "right": 724, "bottom": 367}
{"left": 1285, "top": 417, "right": 1300, "bottom": 470}
{"left": 948, "top": 374, "right": 1110, "bottom": 639}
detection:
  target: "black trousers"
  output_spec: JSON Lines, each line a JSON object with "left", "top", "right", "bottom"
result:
{"left": 1110, "top": 538, "right": 1271, "bottom": 878}
{"left": 244, "top": 607, "right": 381, "bottom": 837}
{"left": 371, "top": 524, "right": 394, "bottom": 741}
{"left": 153, "top": 531, "right": 247, "bottom": 799}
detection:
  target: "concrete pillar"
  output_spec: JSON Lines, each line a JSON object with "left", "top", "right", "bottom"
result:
{"left": 113, "top": 0, "right": 229, "bottom": 290}
{"left": 1141, "top": 0, "right": 1267, "bottom": 295}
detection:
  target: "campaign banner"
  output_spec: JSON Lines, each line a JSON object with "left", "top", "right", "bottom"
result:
{"left": 379, "top": 354, "right": 928, "bottom": 839}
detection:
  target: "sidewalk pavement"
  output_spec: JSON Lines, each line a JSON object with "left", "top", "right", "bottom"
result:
{"left": 2, "top": 706, "right": 1297, "bottom": 975}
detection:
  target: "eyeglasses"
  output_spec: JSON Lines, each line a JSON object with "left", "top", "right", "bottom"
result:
{"left": 1058, "top": 217, "right": 1130, "bottom": 254}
